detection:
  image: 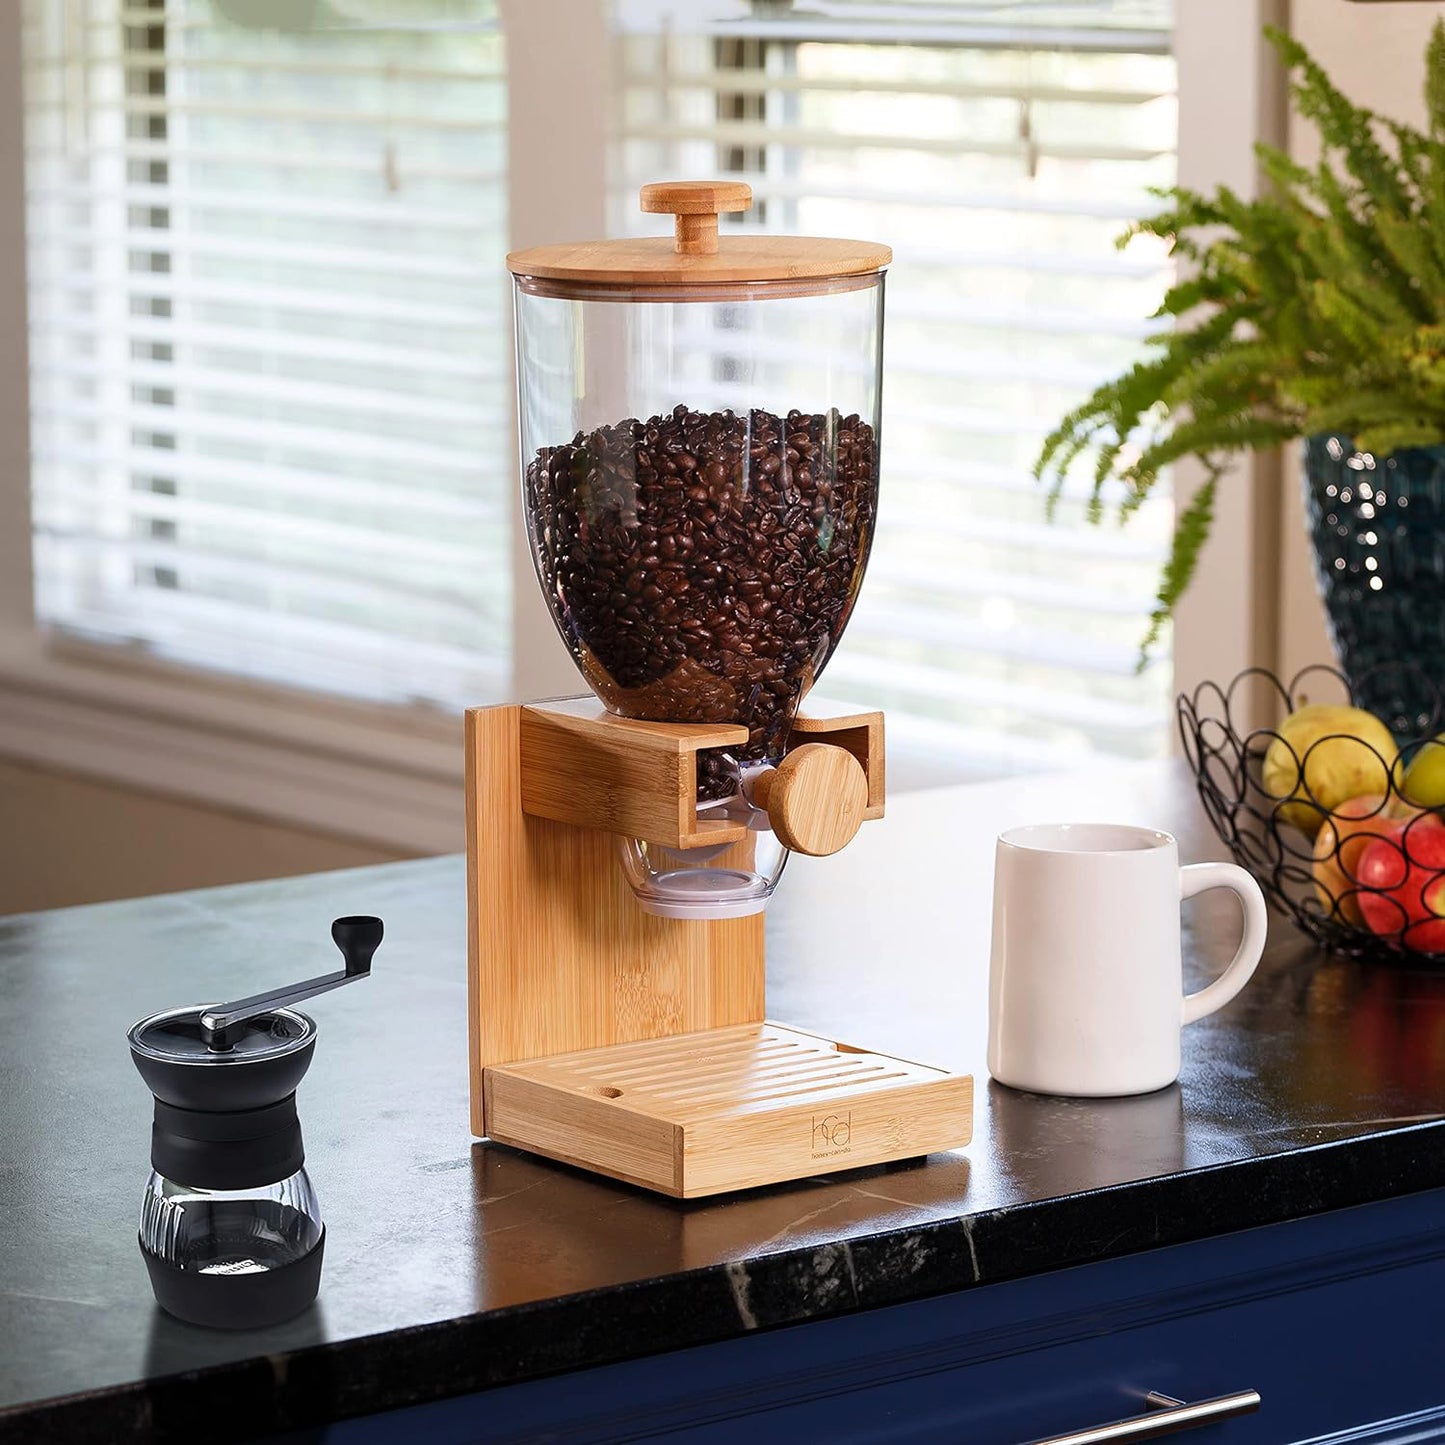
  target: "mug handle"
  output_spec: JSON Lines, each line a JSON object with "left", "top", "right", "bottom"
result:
{"left": 1179, "top": 862, "right": 1269, "bottom": 1025}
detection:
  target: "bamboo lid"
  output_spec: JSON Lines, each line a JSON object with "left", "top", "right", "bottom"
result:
{"left": 506, "top": 180, "right": 891, "bottom": 290}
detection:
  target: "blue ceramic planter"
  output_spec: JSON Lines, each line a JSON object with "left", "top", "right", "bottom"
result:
{"left": 1303, "top": 433, "right": 1445, "bottom": 737}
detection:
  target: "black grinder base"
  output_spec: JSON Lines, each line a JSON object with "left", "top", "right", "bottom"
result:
{"left": 141, "top": 1231, "right": 325, "bottom": 1330}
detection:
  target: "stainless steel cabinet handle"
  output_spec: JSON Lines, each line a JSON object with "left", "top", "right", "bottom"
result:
{"left": 1019, "top": 1389, "right": 1262, "bottom": 1445}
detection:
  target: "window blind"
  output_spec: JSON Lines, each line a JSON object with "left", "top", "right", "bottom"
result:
{"left": 612, "top": 0, "right": 1176, "bottom": 773}
{"left": 21, "top": 0, "right": 510, "bottom": 709}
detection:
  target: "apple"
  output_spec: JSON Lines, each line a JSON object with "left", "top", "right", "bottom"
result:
{"left": 1355, "top": 813, "right": 1445, "bottom": 952}
{"left": 1311, "top": 793, "right": 1419, "bottom": 925}
{"left": 1262, "top": 703, "right": 1397, "bottom": 837}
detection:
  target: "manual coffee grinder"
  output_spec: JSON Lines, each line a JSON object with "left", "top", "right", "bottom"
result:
{"left": 467, "top": 181, "right": 972, "bottom": 1197}
{"left": 129, "top": 916, "right": 383, "bottom": 1327}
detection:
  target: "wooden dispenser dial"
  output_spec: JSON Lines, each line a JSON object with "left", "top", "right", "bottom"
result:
{"left": 753, "top": 744, "right": 869, "bottom": 857}
{"left": 466, "top": 698, "right": 973, "bottom": 1198}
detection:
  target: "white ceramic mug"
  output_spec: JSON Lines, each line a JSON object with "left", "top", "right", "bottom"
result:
{"left": 987, "top": 823, "right": 1268, "bottom": 1097}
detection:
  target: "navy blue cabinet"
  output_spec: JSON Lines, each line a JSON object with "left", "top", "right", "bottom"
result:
{"left": 310, "top": 1189, "right": 1445, "bottom": 1445}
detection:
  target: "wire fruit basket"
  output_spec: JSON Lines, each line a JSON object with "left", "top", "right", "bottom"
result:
{"left": 1178, "top": 664, "right": 1445, "bottom": 966}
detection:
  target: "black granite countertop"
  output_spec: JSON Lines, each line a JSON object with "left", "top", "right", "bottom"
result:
{"left": 5, "top": 762, "right": 1445, "bottom": 1443}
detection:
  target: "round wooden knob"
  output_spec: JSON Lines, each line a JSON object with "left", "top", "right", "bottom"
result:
{"left": 639, "top": 180, "right": 752, "bottom": 256}
{"left": 754, "top": 744, "right": 868, "bottom": 857}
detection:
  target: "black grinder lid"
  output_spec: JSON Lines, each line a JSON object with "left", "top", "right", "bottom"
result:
{"left": 130, "top": 1006, "right": 315, "bottom": 1066}
{"left": 129, "top": 1007, "right": 318, "bottom": 1114}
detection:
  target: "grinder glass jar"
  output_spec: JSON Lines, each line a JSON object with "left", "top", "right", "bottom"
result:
{"left": 510, "top": 182, "right": 887, "bottom": 917}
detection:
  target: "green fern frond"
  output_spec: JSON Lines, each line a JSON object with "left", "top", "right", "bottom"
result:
{"left": 1266, "top": 24, "right": 1411, "bottom": 215}
{"left": 1427, "top": 18, "right": 1445, "bottom": 138}
{"left": 1137, "top": 470, "right": 1218, "bottom": 669}
{"left": 1036, "top": 19, "right": 1445, "bottom": 662}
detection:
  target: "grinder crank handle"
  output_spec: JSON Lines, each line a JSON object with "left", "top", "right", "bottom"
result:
{"left": 200, "top": 916, "right": 383, "bottom": 1050}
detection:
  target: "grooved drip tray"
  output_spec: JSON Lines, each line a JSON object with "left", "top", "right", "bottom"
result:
{"left": 483, "top": 1022, "right": 974, "bottom": 1198}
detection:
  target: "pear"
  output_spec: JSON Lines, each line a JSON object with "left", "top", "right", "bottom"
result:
{"left": 1262, "top": 702, "right": 1397, "bottom": 838}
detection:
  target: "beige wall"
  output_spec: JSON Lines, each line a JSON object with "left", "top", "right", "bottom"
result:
{"left": 1171, "top": 0, "right": 1287, "bottom": 726}
{"left": 0, "top": 756, "right": 409, "bottom": 915}
{"left": 1276, "top": 0, "right": 1445, "bottom": 683}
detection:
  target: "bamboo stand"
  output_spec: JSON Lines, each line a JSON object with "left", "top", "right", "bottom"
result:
{"left": 466, "top": 697, "right": 973, "bottom": 1198}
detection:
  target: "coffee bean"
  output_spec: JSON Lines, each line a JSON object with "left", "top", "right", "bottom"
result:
{"left": 525, "top": 404, "right": 877, "bottom": 799}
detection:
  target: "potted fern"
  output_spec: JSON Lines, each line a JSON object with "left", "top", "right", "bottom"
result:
{"left": 1035, "top": 22, "right": 1445, "bottom": 731}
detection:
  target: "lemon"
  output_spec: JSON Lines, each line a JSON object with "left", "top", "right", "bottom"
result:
{"left": 1397, "top": 734, "right": 1445, "bottom": 809}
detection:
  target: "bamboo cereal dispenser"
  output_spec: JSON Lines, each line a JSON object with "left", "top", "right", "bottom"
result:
{"left": 467, "top": 181, "right": 972, "bottom": 1198}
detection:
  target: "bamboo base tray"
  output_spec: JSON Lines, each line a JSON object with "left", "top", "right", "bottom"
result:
{"left": 484, "top": 1021, "right": 973, "bottom": 1199}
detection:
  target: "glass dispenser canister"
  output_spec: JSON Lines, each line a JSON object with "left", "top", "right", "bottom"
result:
{"left": 510, "top": 181, "right": 887, "bottom": 918}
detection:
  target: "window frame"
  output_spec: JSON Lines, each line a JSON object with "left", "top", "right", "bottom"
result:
{"left": 0, "top": 0, "right": 1286, "bottom": 852}
{"left": 0, "top": 0, "right": 601, "bottom": 853}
